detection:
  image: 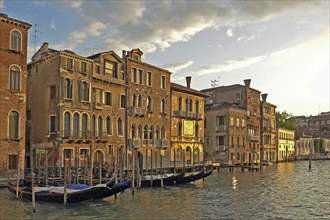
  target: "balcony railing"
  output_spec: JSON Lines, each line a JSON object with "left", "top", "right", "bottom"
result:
{"left": 172, "top": 111, "right": 202, "bottom": 120}
{"left": 248, "top": 135, "right": 260, "bottom": 142}
{"left": 216, "top": 145, "right": 226, "bottom": 152}
{"left": 216, "top": 125, "right": 226, "bottom": 132}
{"left": 60, "top": 130, "right": 108, "bottom": 142}
{"left": 128, "top": 106, "right": 147, "bottom": 116}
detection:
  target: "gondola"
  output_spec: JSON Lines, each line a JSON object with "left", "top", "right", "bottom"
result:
{"left": 8, "top": 177, "right": 128, "bottom": 203}
{"left": 92, "top": 179, "right": 131, "bottom": 199}
{"left": 139, "top": 172, "right": 184, "bottom": 187}
{"left": 175, "top": 165, "right": 213, "bottom": 185}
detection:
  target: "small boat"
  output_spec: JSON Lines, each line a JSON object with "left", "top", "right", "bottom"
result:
{"left": 176, "top": 165, "right": 213, "bottom": 185}
{"left": 8, "top": 177, "right": 129, "bottom": 203}
{"left": 93, "top": 179, "right": 131, "bottom": 199}
{"left": 139, "top": 172, "right": 184, "bottom": 187}
{"left": 261, "top": 160, "right": 273, "bottom": 165}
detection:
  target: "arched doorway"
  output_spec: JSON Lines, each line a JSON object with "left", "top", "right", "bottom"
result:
{"left": 194, "top": 147, "right": 200, "bottom": 164}
{"left": 186, "top": 146, "right": 192, "bottom": 165}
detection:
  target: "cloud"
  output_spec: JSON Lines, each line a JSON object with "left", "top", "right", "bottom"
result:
{"left": 49, "top": 19, "right": 56, "bottom": 30}
{"left": 47, "top": 1, "right": 324, "bottom": 54}
{"left": 54, "top": 20, "right": 106, "bottom": 50}
{"left": 162, "top": 60, "right": 194, "bottom": 73}
{"left": 226, "top": 28, "right": 233, "bottom": 37}
{"left": 0, "top": 0, "right": 4, "bottom": 9}
{"left": 194, "top": 55, "right": 267, "bottom": 75}
{"left": 237, "top": 35, "right": 255, "bottom": 41}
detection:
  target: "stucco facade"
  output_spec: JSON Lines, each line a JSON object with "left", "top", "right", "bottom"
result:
{"left": 277, "top": 128, "right": 295, "bottom": 162}
{"left": 170, "top": 79, "right": 208, "bottom": 170}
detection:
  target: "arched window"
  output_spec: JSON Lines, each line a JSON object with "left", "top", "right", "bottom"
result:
{"left": 132, "top": 94, "right": 136, "bottom": 107}
{"left": 195, "top": 124, "right": 199, "bottom": 137}
{"left": 178, "top": 97, "right": 182, "bottom": 111}
{"left": 149, "top": 125, "right": 154, "bottom": 140}
{"left": 73, "top": 113, "right": 79, "bottom": 138}
{"left": 131, "top": 124, "right": 136, "bottom": 138}
{"left": 186, "top": 147, "right": 192, "bottom": 164}
{"left": 9, "top": 111, "right": 19, "bottom": 139}
{"left": 161, "top": 98, "right": 166, "bottom": 113}
{"left": 178, "top": 122, "right": 182, "bottom": 137}
{"left": 138, "top": 95, "right": 142, "bottom": 108}
{"left": 147, "top": 96, "right": 152, "bottom": 112}
{"left": 79, "top": 81, "right": 89, "bottom": 101}
{"left": 98, "top": 116, "right": 103, "bottom": 137}
{"left": 64, "top": 78, "right": 72, "bottom": 99}
{"left": 106, "top": 116, "right": 112, "bottom": 135}
{"left": 161, "top": 126, "right": 166, "bottom": 139}
{"left": 176, "top": 147, "right": 183, "bottom": 161}
{"left": 92, "top": 115, "right": 96, "bottom": 137}
{"left": 9, "top": 66, "right": 20, "bottom": 91}
{"left": 185, "top": 99, "right": 189, "bottom": 112}
{"left": 64, "top": 112, "right": 71, "bottom": 138}
{"left": 82, "top": 114, "right": 88, "bottom": 138}
{"left": 143, "top": 125, "right": 148, "bottom": 140}
{"left": 10, "top": 30, "right": 21, "bottom": 51}
{"left": 195, "top": 100, "right": 199, "bottom": 114}
{"left": 194, "top": 147, "right": 200, "bottom": 163}
{"left": 189, "top": 100, "right": 193, "bottom": 112}
{"left": 118, "top": 117, "right": 123, "bottom": 135}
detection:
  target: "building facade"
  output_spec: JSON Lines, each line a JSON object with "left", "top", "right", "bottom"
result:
{"left": 27, "top": 43, "right": 126, "bottom": 178}
{"left": 123, "top": 49, "right": 172, "bottom": 171}
{"left": 260, "top": 94, "right": 277, "bottom": 162}
{"left": 295, "top": 136, "right": 313, "bottom": 159}
{"left": 170, "top": 77, "right": 208, "bottom": 170}
{"left": 277, "top": 128, "right": 295, "bottom": 162}
{"left": 204, "top": 104, "right": 247, "bottom": 165}
{"left": 202, "top": 79, "right": 261, "bottom": 164}
{"left": 0, "top": 14, "right": 31, "bottom": 178}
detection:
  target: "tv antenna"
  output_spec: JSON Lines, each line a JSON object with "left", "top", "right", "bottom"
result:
{"left": 211, "top": 76, "right": 220, "bottom": 87}
{"left": 32, "top": 24, "right": 43, "bottom": 52}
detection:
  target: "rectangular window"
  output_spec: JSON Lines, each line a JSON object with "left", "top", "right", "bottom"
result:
{"left": 27, "top": 110, "right": 31, "bottom": 120}
{"left": 49, "top": 115, "right": 56, "bottom": 133}
{"left": 236, "top": 118, "right": 240, "bottom": 127}
{"left": 138, "top": 69, "right": 143, "bottom": 84}
{"left": 147, "top": 72, "right": 152, "bottom": 86}
{"left": 108, "top": 145, "right": 113, "bottom": 155}
{"left": 105, "top": 60, "right": 117, "bottom": 78}
{"left": 105, "top": 92, "right": 112, "bottom": 106}
{"left": 132, "top": 68, "right": 137, "bottom": 83}
{"left": 217, "top": 116, "right": 225, "bottom": 125}
{"left": 120, "top": 95, "right": 126, "bottom": 108}
{"left": 94, "top": 89, "right": 103, "bottom": 104}
{"left": 66, "top": 58, "right": 73, "bottom": 70}
{"left": 161, "top": 75, "right": 166, "bottom": 89}
{"left": 81, "top": 62, "right": 87, "bottom": 73}
{"left": 96, "top": 65, "right": 100, "bottom": 74}
{"left": 230, "top": 117, "right": 234, "bottom": 126}
{"left": 50, "top": 85, "right": 56, "bottom": 99}
{"left": 8, "top": 155, "right": 18, "bottom": 170}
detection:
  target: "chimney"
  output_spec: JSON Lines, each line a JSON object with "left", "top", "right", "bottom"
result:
{"left": 122, "top": 50, "right": 126, "bottom": 58}
{"left": 261, "top": 93, "right": 268, "bottom": 102}
{"left": 244, "top": 79, "right": 251, "bottom": 87}
{"left": 186, "top": 76, "right": 192, "bottom": 88}
{"left": 42, "top": 42, "right": 49, "bottom": 52}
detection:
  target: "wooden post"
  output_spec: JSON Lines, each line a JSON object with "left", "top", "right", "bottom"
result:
{"left": 45, "top": 150, "right": 48, "bottom": 186}
{"left": 192, "top": 147, "right": 195, "bottom": 173}
{"left": 145, "top": 149, "right": 148, "bottom": 177}
{"left": 160, "top": 151, "right": 163, "bottom": 187}
{"left": 183, "top": 148, "right": 186, "bottom": 174}
{"left": 68, "top": 152, "right": 72, "bottom": 184}
{"left": 132, "top": 149, "right": 135, "bottom": 195}
{"left": 89, "top": 146, "right": 93, "bottom": 186}
{"left": 31, "top": 148, "right": 36, "bottom": 212}
{"left": 16, "top": 150, "right": 20, "bottom": 198}
{"left": 174, "top": 148, "right": 176, "bottom": 174}
{"left": 155, "top": 151, "right": 157, "bottom": 175}
{"left": 150, "top": 149, "right": 153, "bottom": 187}
{"left": 98, "top": 152, "right": 102, "bottom": 184}
{"left": 309, "top": 140, "right": 312, "bottom": 170}
{"left": 63, "top": 154, "right": 67, "bottom": 205}
{"left": 37, "top": 153, "right": 41, "bottom": 184}
{"left": 84, "top": 157, "right": 87, "bottom": 184}
{"left": 75, "top": 148, "right": 79, "bottom": 184}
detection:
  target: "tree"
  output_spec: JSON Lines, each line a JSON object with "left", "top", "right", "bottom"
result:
{"left": 276, "top": 111, "right": 298, "bottom": 132}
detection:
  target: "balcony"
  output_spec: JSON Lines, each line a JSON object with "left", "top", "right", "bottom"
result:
{"left": 94, "top": 102, "right": 103, "bottom": 110}
{"left": 216, "top": 145, "right": 226, "bottom": 152}
{"left": 128, "top": 106, "right": 147, "bottom": 117}
{"left": 173, "top": 111, "right": 187, "bottom": 118}
{"left": 248, "top": 135, "right": 260, "bottom": 142}
{"left": 60, "top": 130, "right": 93, "bottom": 142}
{"left": 216, "top": 125, "right": 226, "bottom": 132}
{"left": 155, "top": 139, "right": 168, "bottom": 149}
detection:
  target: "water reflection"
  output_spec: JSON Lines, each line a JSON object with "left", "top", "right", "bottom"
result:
{"left": 0, "top": 160, "right": 329, "bottom": 219}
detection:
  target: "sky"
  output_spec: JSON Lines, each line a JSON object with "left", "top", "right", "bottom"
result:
{"left": 1, "top": 0, "right": 329, "bottom": 116}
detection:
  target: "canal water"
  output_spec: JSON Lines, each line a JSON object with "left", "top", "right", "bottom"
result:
{"left": 0, "top": 160, "right": 329, "bottom": 219}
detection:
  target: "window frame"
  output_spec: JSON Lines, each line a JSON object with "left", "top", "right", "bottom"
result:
{"left": 10, "top": 29, "right": 22, "bottom": 51}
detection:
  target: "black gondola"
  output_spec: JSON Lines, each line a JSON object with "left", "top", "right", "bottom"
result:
{"left": 7, "top": 177, "right": 129, "bottom": 203}
{"left": 139, "top": 172, "right": 184, "bottom": 187}
{"left": 93, "top": 179, "right": 131, "bottom": 199}
{"left": 176, "top": 165, "right": 213, "bottom": 185}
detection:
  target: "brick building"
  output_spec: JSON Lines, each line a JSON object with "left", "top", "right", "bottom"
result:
{"left": 27, "top": 43, "right": 126, "bottom": 180}
{"left": 0, "top": 14, "right": 31, "bottom": 178}
{"left": 260, "top": 94, "right": 277, "bottom": 162}
{"left": 123, "top": 49, "right": 172, "bottom": 171}
{"left": 202, "top": 79, "right": 261, "bottom": 164}
{"left": 204, "top": 103, "right": 247, "bottom": 165}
